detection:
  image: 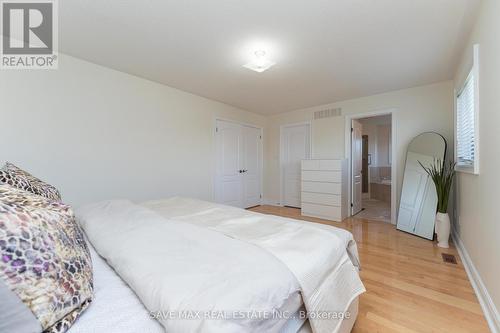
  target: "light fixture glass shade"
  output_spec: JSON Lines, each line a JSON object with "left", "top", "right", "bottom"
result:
{"left": 243, "top": 50, "right": 275, "bottom": 72}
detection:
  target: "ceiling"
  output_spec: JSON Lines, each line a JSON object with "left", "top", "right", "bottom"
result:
{"left": 60, "top": 0, "right": 480, "bottom": 115}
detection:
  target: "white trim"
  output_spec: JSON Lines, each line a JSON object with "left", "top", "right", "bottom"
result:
{"left": 279, "top": 121, "right": 312, "bottom": 207}
{"left": 455, "top": 44, "right": 480, "bottom": 175}
{"left": 261, "top": 199, "right": 281, "bottom": 207}
{"left": 213, "top": 117, "right": 264, "bottom": 207}
{"left": 452, "top": 230, "right": 500, "bottom": 333}
{"left": 344, "top": 109, "right": 398, "bottom": 224}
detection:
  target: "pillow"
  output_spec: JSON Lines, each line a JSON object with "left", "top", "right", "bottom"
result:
{"left": 0, "top": 185, "right": 93, "bottom": 333}
{"left": 0, "top": 162, "right": 62, "bottom": 201}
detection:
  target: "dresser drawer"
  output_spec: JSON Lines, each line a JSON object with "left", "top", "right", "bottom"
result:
{"left": 301, "top": 203, "right": 342, "bottom": 221}
{"left": 318, "top": 159, "right": 342, "bottom": 171}
{"left": 301, "top": 181, "right": 341, "bottom": 194}
{"left": 301, "top": 192, "right": 341, "bottom": 206}
{"left": 301, "top": 159, "right": 342, "bottom": 171}
{"left": 301, "top": 170, "right": 341, "bottom": 182}
{"left": 301, "top": 160, "right": 320, "bottom": 170}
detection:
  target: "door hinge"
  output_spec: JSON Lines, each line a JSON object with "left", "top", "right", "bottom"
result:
{"left": 259, "top": 135, "right": 262, "bottom": 139}
{"left": 260, "top": 194, "right": 262, "bottom": 199}
{"left": 216, "top": 127, "right": 218, "bottom": 133}
{"left": 351, "top": 127, "right": 353, "bottom": 133}
{"left": 351, "top": 203, "right": 353, "bottom": 207}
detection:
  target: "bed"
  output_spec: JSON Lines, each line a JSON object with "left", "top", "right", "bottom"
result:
{"left": 73, "top": 197, "right": 365, "bottom": 333}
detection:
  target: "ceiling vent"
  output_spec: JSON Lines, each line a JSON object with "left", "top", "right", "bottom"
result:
{"left": 313, "top": 108, "right": 342, "bottom": 120}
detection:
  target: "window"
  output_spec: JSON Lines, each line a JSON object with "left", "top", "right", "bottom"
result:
{"left": 455, "top": 44, "right": 479, "bottom": 174}
{"left": 456, "top": 73, "right": 475, "bottom": 165}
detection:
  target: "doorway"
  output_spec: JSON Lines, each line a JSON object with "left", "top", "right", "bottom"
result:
{"left": 350, "top": 114, "right": 393, "bottom": 223}
{"left": 280, "top": 122, "right": 311, "bottom": 208}
{"left": 214, "top": 119, "right": 263, "bottom": 208}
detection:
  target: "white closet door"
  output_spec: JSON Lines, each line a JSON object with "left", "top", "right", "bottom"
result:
{"left": 397, "top": 151, "right": 434, "bottom": 235}
{"left": 282, "top": 124, "right": 310, "bottom": 208}
{"left": 242, "top": 126, "right": 262, "bottom": 208}
{"left": 215, "top": 120, "right": 262, "bottom": 209}
{"left": 215, "top": 120, "right": 243, "bottom": 207}
{"left": 351, "top": 119, "right": 363, "bottom": 215}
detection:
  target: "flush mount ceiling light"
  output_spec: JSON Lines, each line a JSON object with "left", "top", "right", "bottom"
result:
{"left": 243, "top": 50, "right": 275, "bottom": 73}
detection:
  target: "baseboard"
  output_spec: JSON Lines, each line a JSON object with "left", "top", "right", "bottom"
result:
{"left": 452, "top": 229, "right": 500, "bottom": 333}
{"left": 261, "top": 199, "right": 282, "bottom": 207}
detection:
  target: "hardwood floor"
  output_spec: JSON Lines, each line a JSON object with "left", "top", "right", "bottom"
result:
{"left": 249, "top": 205, "right": 490, "bottom": 333}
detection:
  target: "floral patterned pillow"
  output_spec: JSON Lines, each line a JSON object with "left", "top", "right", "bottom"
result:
{"left": 0, "top": 185, "right": 93, "bottom": 333}
{"left": 0, "top": 162, "right": 62, "bottom": 201}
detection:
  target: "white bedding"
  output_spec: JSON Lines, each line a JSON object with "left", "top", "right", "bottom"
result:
{"left": 142, "top": 198, "right": 365, "bottom": 333}
{"left": 68, "top": 243, "right": 164, "bottom": 333}
{"left": 69, "top": 242, "right": 307, "bottom": 333}
{"left": 77, "top": 200, "right": 302, "bottom": 333}
{"left": 76, "top": 198, "right": 365, "bottom": 333}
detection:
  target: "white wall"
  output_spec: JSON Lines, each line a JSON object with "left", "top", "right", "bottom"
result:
{"left": 454, "top": 0, "right": 500, "bottom": 329}
{"left": 0, "top": 54, "right": 265, "bottom": 206}
{"left": 263, "top": 81, "right": 454, "bottom": 207}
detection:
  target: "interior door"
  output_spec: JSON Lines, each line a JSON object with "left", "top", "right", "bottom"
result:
{"left": 215, "top": 120, "right": 243, "bottom": 207}
{"left": 282, "top": 124, "right": 310, "bottom": 208}
{"left": 242, "top": 126, "right": 262, "bottom": 208}
{"left": 397, "top": 151, "right": 435, "bottom": 236}
{"left": 351, "top": 119, "right": 363, "bottom": 215}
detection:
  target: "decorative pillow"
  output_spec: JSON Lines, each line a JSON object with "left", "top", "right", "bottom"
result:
{"left": 0, "top": 162, "right": 62, "bottom": 201}
{"left": 0, "top": 185, "right": 93, "bottom": 333}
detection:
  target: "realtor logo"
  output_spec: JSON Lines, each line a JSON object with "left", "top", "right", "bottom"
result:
{"left": 1, "top": 0, "right": 58, "bottom": 69}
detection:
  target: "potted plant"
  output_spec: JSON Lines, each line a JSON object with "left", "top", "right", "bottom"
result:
{"left": 419, "top": 159, "right": 456, "bottom": 248}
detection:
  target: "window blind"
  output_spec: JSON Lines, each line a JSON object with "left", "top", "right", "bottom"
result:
{"left": 456, "top": 73, "right": 475, "bottom": 167}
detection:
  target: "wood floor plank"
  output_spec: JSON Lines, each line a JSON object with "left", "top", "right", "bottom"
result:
{"left": 365, "top": 312, "right": 421, "bottom": 333}
{"left": 249, "top": 205, "right": 491, "bottom": 333}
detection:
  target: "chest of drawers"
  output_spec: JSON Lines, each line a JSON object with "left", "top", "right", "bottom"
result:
{"left": 301, "top": 159, "right": 348, "bottom": 221}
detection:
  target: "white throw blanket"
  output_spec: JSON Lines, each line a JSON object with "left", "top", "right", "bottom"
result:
{"left": 77, "top": 198, "right": 365, "bottom": 333}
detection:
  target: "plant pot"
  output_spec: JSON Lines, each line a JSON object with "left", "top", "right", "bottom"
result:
{"left": 435, "top": 212, "right": 450, "bottom": 248}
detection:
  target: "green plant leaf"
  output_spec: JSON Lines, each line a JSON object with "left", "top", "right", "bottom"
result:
{"left": 418, "top": 159, "right": 456, "bottom": 213}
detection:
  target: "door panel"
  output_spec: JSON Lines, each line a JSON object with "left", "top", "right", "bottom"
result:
{"left": 215, "top": 120, "right": 262, "bottom": 209}
{"left": 243, "top": 126, "right": 262, "bottom": 208}
{"left": 215, "top": 120, "right": 242, "bottom": 207}
{"left": 352, "top": 119, "right": 363, "bottom": 215}
{"left": 282, "top": 124, "right": 310, "bottom": 208}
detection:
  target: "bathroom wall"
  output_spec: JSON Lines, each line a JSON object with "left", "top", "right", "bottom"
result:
{"left": 360, "top": 116, "right": 392, "bottom": 189}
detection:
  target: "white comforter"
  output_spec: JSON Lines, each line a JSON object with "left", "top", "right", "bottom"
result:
{"left": 68, "top": 243, "right": 164, "bottom": 333}
{"left": 77, "top": 198, "right": 365, "bottom": 333}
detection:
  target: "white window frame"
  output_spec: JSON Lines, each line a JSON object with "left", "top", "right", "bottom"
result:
{"left": 455, "top": 44, "right": 480, "bottom": 175}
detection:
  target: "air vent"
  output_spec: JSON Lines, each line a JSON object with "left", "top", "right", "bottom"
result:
{"left": 441, "top": 253, "right": 457, "bottom": 264}
{"left": 313, "top": 108, "right": 342, "bottom": 120}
